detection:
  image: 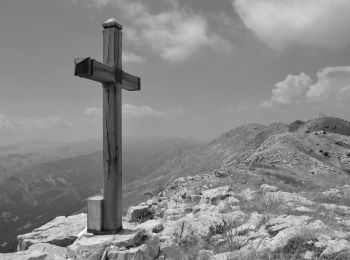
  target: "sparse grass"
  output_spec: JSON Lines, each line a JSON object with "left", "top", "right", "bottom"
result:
{"left": 306, "top": 190, "right": 350, "bottom": 207}
{"left": 239, "top": 192, "right": 295, "bottom": 216}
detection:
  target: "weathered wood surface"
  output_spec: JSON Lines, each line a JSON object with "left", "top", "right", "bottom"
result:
{"left": 74, "top": 57, "right": 140, "bottom": 90}
{"left": 103, "top": 18, "right": 123, "bottom": 30}
{"left": 87, "top": 195, "right": 103, "bottom": 232}
{"left": 74, "top": 18, "right": 141, "bottom": 234}
{"left": 102, "top": 25, "right": 123, "bottom": 232}
{"left": 122, "top": 71, "right": 141, "bottom": 91}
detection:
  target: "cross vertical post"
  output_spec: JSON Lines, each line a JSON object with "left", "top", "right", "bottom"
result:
{"left": 102, "top": 20, "right": 123, "bottom": 232}
{"left": 74, "top": 18, "right": 141, "bottom": 234}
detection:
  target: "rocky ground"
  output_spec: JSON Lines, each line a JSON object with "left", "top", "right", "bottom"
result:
{"left": 2, "top": 166, "right": 350, "bottom": 260}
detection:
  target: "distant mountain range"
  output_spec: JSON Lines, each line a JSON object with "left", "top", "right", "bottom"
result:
{"left": 1, "top": 116, "right": 350, "bottom": 253}
{"left": 0, "top": 136, "right": 198, "bottom": 252}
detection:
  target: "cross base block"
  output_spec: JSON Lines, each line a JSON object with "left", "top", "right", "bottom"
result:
{"left": 87, "top": 195, "right": 103, "bottom": 233}
{"left": 87, "top": 195, "right": 123, "bottom": 235}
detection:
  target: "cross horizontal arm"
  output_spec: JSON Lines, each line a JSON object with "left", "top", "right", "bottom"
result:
{"left": 74, "top": 57, "right": 140, "bottom": 91}
{"left": 122, "top": 71, "right": 141, "bottom": 91}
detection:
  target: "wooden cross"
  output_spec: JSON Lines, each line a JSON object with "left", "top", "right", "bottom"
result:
{"left": 74, "top": 18, "right": 140, "bottom": 234}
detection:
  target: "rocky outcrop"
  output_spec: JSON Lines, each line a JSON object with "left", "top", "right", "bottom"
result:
{"left": 3, "top": 168, "right": 350, "bottom": 259}
{"left": 66, "top": 228, "right": 160, "bottom": 260}
{"left": 0, "top": 243, "right": 67, "bottom": 260}
{"left": 17, "top": 213, "right": 87, "bottom": 250}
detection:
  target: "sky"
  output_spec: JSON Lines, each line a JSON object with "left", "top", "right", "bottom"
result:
{"left": 0, "top": 0, "right": 349, "bottom": 144}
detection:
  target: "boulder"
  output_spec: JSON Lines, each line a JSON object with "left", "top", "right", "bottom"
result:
{"left": 265, "top": 215, "right": 312, "bottom": 236}
{"left": 67, "top": 228, "right": 145, "bottom": 260}
{"left": 200, "top": 186, "right": 233, "bottom": 205}
{"left": 136, "top": 219, "right": 164, "bottom": 233}
{"left": 160, "top": 244, "right": 189, "bottom": 260}
{"left": 239, "top": 188, "right": 256, "bottom": 201}
{"left": 28, "top": 243, "right": 67, "bottom": 258}
{"left": 320, "top": 239, "right": 350, "bottom": 257}
{"left": 126, "top": 205, "right": 151, "bottom": 222}
{"left": 107, "top": 235, "right": 160, "bottom": 260}
{"left": 259, "top": 184, "right": 278, "bottom": 192}
{"left": 236, "top": 212, "right": 265, "bottom": 235}
{"left": 163, "top": 201, "right": 187, "bottom": 220}
{"left": 17, "top": 213, "right": 87, "bottom": 250}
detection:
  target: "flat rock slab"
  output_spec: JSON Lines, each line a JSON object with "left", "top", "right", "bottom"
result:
{"left": 28, "top": 243, "right": 67, "bottom": 258}
{"left": 0, "top": 249, "right": 65, "bottom": 260}
{"left": 17, "top": 213, "right": 87, "bottom": 250}
{"left": 67, "top": 228, "right": 146, "bottom": 260}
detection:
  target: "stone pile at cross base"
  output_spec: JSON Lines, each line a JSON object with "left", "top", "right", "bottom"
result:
{"left": 2, "top": 167, "right": 350, "bottom": 260}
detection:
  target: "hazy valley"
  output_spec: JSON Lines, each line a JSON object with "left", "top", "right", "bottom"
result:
{"left": 0, "top": 136, "right": 197, "bottom": 252}
{"left": 1, "top": 116, "right": 350, "bottom": 259}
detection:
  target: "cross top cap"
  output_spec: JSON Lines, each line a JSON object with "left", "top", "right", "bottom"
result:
{"left": 103, "top": 18, "right": 123, "bottom": 30}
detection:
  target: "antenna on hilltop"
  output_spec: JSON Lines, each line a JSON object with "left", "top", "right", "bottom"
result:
{"left": 318, "top": 111, "right": 325, "bottom": 118}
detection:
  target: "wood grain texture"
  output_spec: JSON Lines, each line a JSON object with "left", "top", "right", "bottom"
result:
{"left": 102, "top": 26, "right": 123, "bottom": 232}
{"left": 87, "top": 196, "right": 103, "bottom": 232}
{"left": 122, "top": 71, "right": 141, "bottom": 91}
{"left": 74, "top": 57, "right": 114, "bottom": 84}
{"left": 74, "top": 57, "right": 139, "bottom": 90}
{"left": 73, "top": 19, "right": 141, "bottom": 234}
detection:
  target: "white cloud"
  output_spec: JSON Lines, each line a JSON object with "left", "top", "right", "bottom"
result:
{"left": 306, "top": 66, "right": 350, "bottom": 103}
{"left": 88, "top": 0, "right": 232, "bottom": 61}
{"left": 0, "top": 114, "right": 67, "bottom": 131}
{"left": 123, "top": 104, "right": 184, "bottom": 119}
{"left": 234, "top": 0, "right": 350, "bottom": 49}
{"left": 122, "top": 51, "right": 146, "bottom": 63}
{"left": 84, "top": 105, "right": 184, "bottom": 120}
{"left": 262, "top": 73, "right": 311, "bottom": 107}
{"left": 84, "top": 107, "right": 102, "bottom": 117}
{"left": 262, "top": 66, "right": 350, "bottom": 107}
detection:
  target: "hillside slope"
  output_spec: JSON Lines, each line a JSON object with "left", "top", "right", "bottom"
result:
{"left": 125, "top": 117, "right": 350, "bottom": 206}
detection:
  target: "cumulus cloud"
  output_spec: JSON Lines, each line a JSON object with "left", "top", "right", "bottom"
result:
{"left": 84, "top": 107, "right": 102, "bottom": 117}
{"left": 84, "top": 105, "right": 184, "bottom": 120}
{"left": 261, "top": 73, "right": 311, "bottom": 107}
{"left": 306, "top": 67, "right": 350, "bottom": 103}
{"left": 262, "top": 66, "right": 350, "bottom": 107}
{"left": 88, "top": 0, "right": 232, "bottom": 61}
{"left": 234, "top": 0, "right": 350, "bottom": 49}
{"left": 122, "top": 51, "right": 146, "bottom": 63}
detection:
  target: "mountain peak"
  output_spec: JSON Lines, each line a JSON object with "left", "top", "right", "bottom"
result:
{"left": 296, "top": 116, "right": 350, "bottom": 136}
